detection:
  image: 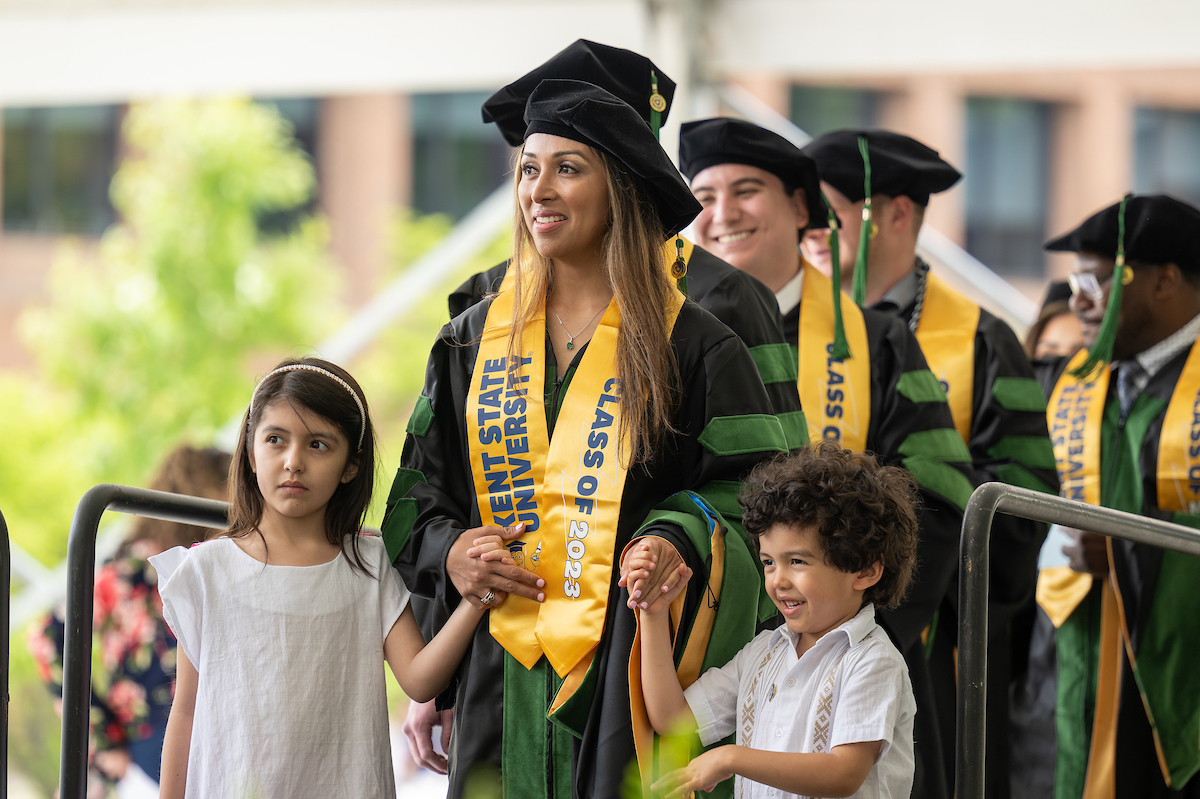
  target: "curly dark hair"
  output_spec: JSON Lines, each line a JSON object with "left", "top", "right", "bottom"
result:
{"left": 739, "top": 440, "right": 920, "bottom": 610}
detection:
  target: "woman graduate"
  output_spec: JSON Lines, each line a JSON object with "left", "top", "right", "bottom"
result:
{"left": 383, "top": 79, "right": 787, "bottom": 798}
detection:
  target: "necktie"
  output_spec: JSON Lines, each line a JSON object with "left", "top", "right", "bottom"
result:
{"left": 1117, "top": 360, "right": 1145, "bottom": 416}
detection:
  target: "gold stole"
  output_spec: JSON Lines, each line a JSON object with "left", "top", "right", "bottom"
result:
{"left": 1037, "top": 349, "right": 1119, "bottom": 799}
{"left": 1039, "top": 349, "right": 1109, "bottom": 628}
{"left": 797, "top": 261, "right": 871, "bottom": 453}
{"left": 1156, "top": 339, "right": 1200, "bottom": 513}
{"left": 467, "top": 267, "right": 685, "bottom": 678}
{"left": 914, "top": 271, "right": 980, "bottom": 444}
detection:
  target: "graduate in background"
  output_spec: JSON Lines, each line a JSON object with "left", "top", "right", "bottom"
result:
{"left": 1025, "top": 195, "right": 1200, "bottom": 799}
{"left": 384, "top": 80, "right": 784, "bottom": 798}
{"left": 802, "top": 129, "right": 1058, "bottom": 799}
{"left": 678, "top": 117, "right": 976, "bottom": 799}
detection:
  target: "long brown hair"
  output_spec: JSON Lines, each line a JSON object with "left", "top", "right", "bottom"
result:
{"left": 506, "top": 147, "right": 679, "bottom": 465}
{"left": 225, "top": 357, "right": 377, "bottom": 575}
{"left": 119, "top": 445, "right": 232, "bottom": 556}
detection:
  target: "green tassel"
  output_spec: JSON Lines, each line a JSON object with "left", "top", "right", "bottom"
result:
{"left": 823, "top": 191, "right": 851, "bottom": 360}
{"left": 1070, "top": 193, "right": 1131, "bottom": 380}
{"left": 852, "top": 135, "right": 872, "bottom": 307}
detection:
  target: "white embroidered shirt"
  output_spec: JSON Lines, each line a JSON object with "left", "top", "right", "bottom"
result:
{"left": 683, "top": 603, "right": 915, "bottom": 799}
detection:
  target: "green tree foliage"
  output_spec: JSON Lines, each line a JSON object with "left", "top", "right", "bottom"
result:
{"left": 9, "top": 98, "right": 338, "bottom": 564}
{"left": 22, "top": 98, "right": 336, "bottom": 485}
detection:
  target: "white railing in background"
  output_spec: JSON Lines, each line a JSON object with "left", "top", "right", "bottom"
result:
{"left": 717, "top": 84, "right": 1039, "bottom": 333}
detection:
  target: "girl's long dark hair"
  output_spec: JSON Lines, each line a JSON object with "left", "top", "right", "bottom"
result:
{"left": 223, "top": 357, "right": 377, "bottom": 575}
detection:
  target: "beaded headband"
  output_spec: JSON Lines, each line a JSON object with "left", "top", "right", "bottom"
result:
{"left": 250, "top": 364, "right": 367, "bottom": 450}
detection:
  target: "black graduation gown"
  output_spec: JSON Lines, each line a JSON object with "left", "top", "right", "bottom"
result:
{"left": 386, "top": 298, "right": 785, "bottom": 799}
{"left": 880, "top": 296, "right": 1058, "bottom": 799}
{"left": 1011, "top": 351, "right": 1200, "bottom": 799}
{"left": 447, "top": 245, "right": 800, "bottom": 417}
{"left": 782, "top": 300, "right": 976, "bottom": 798}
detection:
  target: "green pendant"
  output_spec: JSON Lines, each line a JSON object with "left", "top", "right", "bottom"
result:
{"left": 566, "top": 342, "right": 574, "bottom": 350}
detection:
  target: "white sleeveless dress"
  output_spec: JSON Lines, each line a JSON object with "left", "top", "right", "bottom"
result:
{"left": 152, "top": 535, "right": 409, "bottom": 799}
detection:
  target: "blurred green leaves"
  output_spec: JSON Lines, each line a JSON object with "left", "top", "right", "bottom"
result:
{"left": 7, "top": 97, "right": 337, "bottom": 568}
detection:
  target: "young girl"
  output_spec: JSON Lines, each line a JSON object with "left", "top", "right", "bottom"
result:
{"left": 152, "top": 358, "right": 490, "bottom": 799}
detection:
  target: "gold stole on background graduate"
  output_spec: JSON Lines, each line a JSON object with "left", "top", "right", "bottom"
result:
{"left": 1038, "top": 349, "right": 1121, "bottom": 799}
{"left": 797, "top": 261, "right": 871, "bottom": 453}
{"left": 1156, "top": 340, "right": 1200, "bottom": 513}
{"left": 467, "top": 266, "right": 685, "bottom": 679}
{"left": 914, "top": 271, "right": 980, "bottom": 444}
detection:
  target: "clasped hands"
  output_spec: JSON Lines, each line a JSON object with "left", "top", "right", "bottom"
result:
{"left": 449, "top": 522, "right": 546, "bottom": 609}
{"left": 618, "top": 536, "right": 694, "bottom": 614}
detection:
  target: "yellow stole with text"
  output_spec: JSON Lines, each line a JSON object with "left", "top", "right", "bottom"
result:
{"left": 797, "top": 261, "right": 871, "bottom": 453}
{"left": 1040, "top": 349, "right": 1116, "bottom": 798}
{"left": 914, "top": 272, "right": 980, "bottom": 444}
{"left": 1156, "top": 339, "right": 1200, "bottom": 514}
{"left": 467, "top": 266, "right": 685, "bottom": 680}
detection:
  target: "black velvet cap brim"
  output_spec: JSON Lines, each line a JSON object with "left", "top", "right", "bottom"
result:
{"left": 483, "top": 39, "right": 676, "bottom": 147}
{"left": 802, "top": 128, "right": 961, "bottom": 205}
{"left": 523, "top": 79, "right": 701, "bottom": 238}
{"left": 679, "top": 117, "right": 826, "bottom": 230}
{"left": 1044, "top": 194, "right": 1200, "bottom": 273}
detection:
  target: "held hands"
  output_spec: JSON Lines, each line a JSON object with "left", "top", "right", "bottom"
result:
{"left": 618, "top": 538, "right": 692, "bottom": 614}
{"left": 651, "top": 745, "right": 734, "bottom": 798}
{"left": 1062, "top": 528, "right": 1110, "bottom": 577}
{"left": 450, "top": 522, "right": 546, "bottom": 609}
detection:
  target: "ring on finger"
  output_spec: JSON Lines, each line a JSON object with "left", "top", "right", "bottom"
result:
{"left": 481, "top": 589, "right": 497, "bottom": 606}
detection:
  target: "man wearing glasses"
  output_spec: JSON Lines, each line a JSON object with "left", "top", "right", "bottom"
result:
{"left": 1019, "top": 194, "right": 1200, "bottom": 799}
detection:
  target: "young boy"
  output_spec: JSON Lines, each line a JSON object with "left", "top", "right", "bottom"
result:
{"left": 632, "top": 441, "right": 919, "bottom": 798}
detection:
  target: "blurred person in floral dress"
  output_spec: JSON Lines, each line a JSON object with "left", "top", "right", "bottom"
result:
{"left": 27, "top": 445, "right": 230, "bottom": 798}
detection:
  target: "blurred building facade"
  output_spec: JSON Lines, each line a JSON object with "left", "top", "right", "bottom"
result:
{"left": 3, "top": 0, "right": 1200, "bottom": 367}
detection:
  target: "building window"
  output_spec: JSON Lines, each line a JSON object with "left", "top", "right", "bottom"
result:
{"left": 3, "top": 105, "right": 120, "bottom": 235}
{"left": 256, "top": 97, "right": 320, "bottom": 233}
{"left": 965, "top": 97, "right": 1050, "bottom": 278}
{"left": 790, "top": 86, "right": 880, "bottom": 139}
{"left": 1135, "top": 107, "right": 1200, "bottom": 206}
{"left": 412, "top": 92, "right": 513, "bottom": 220}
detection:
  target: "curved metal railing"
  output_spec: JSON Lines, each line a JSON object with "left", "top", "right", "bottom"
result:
{"left": 956, "top": 483, "right": 1200, "bottom": 799}
{"left": 58, "top": 486, "right": 229, "bottom": 799}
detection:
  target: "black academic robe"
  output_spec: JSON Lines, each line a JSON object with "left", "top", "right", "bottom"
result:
{"left": 782, "top": 300, "right": 976, "bottom": 798}
{"left": 876, "top": 291, "right": 1057, "bottom": 799}
{"left": 1011, "top": 351, "right": 1200, "bottom": 799}
{"left": 386, "top": 298, "right": 785, "bottom": 799}
{"left": 447, "top": 244, "right": 800, "bottom": 417}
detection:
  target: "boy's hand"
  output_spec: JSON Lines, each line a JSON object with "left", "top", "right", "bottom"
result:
{"left": 467, "top": 533, "right": 515, "bottom": 565}
{"left": 652, "top": 746, "right": 734, "bottom": 798}
{"left": 633, "top": 563, "right": 692, "bottom": 617}
{"left": 618, "top": 537, "right": 686, "bottom": 612}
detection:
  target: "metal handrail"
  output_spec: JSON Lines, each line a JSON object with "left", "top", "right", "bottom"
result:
{"left": 956, "top": 482, "right": 1200, "bottom": 799}
{"left": 2, "top": 508, "right": 10, "bottom": 799}
{"left": 59, "top": 486, "right": 228, "bottom": 799}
